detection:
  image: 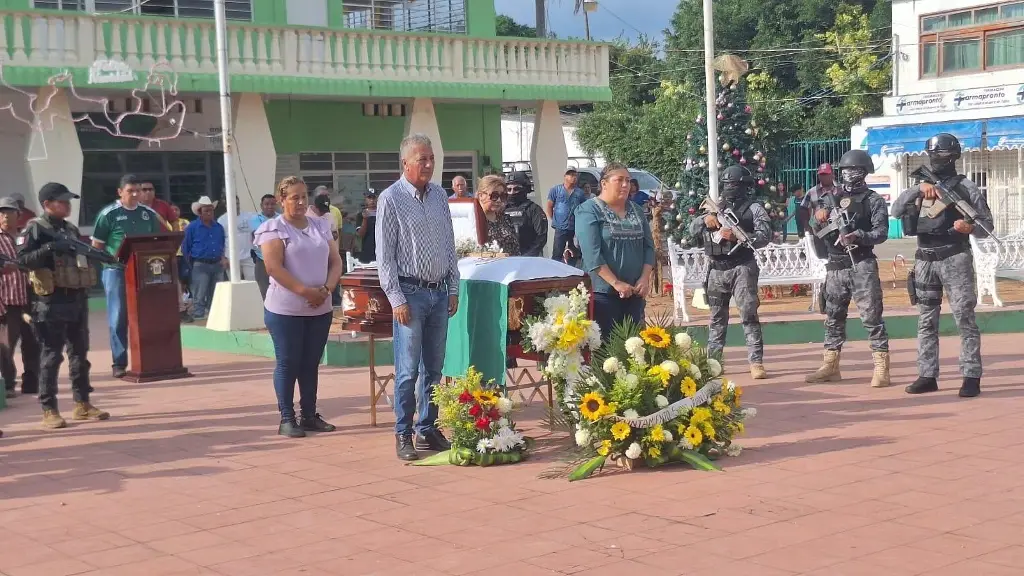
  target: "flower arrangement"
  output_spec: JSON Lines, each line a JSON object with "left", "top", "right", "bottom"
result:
{"left": 412, "top": 367, "right": 529, "bottom": 467}
{"left": 520, "top": 283, "right": 602, "bottom": 400}
{"left": 558, "top": 318, "right": 756, "bottom": 481}
{"left": 455, "top": 238, "right": 505, "bottom": 259}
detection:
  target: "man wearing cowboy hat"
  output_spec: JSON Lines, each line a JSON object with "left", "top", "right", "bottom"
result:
{"left": 181, "top": 195, "right": 227, "bottom": 320}
{"left": 91, "top": 174, "right": 167, "bottom": 378}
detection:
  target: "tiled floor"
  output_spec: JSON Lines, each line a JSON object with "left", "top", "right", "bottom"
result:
{"left": 2, "top": 315, "right": 1024, "bottom": 575}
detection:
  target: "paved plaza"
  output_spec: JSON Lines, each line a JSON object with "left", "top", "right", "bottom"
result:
{"left": 2, "top": 314, "right": 1024, "bottom": 575}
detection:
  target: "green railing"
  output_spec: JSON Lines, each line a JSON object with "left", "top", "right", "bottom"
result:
{"left": 775, "top": 138, "right": 852, "bottom": 191}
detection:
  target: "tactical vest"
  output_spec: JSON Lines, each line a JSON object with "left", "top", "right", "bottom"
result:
{"left": 812, "top": 190, "right": 875, "bottom": 261}
{"left": 704, "top": 199, "right": 755, "bottom": 260}
{"left": 910, "top": 177, "right": 970, "bottom": 249}
{"left": 29, "top": 218, "right": 98, "bottom": 296}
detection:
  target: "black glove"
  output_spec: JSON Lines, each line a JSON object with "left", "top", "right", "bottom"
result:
{"left": 49, "top": 239, "right": 77, "bottom": 254}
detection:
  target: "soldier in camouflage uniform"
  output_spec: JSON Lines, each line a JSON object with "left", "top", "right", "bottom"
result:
{"left": 690, "top": 166, "right": 772, "bottom": 379}
{"left": 804, "top": 149, "right": 892, "bottom": 387}
{"left": 890, "top": 133, "right": 992, "bottom": 398}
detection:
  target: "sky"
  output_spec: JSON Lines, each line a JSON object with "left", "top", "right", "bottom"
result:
{"left": 492, "top": 0, "right": 677, "bottom": 43}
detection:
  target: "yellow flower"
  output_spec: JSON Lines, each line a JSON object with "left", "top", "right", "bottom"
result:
{"left": 734, "top": 386, "right": 743, "bottom": 400}
{"left": 557, "top": 318, "right": 587, "bottom": 350}
{"left": 640, "top": 326, "right": 671, "bottom": 349}
{"left": 703, "top": 422, "right": 717, "bottom": 440}
{"left": 579, "top": 392, "right": 608, "bottom": 421}
{"left": 713, "top": 399, "right": 731, "bottom": 416}
{"left": 647, "top": 424, "right": 665, "bottom": 443}
{"left": 647, "top": 365, "right": 671, "bottom": 388}
{"left": 676, "top": 423, "right": 687, "bottom": 436}
{"left": 735, "top": 422, "right": 745, "bottom": 435}
{"left": 647, "top": 445, "right": 662, "bottom": 459}
{"left": 597, "top": 439, "right": 611, "bottom": 456}
{"left": 691, "top": 407, "right": 712, "bottom": 425}
{"left": 684, "top": 425, "right": 703, "bottom": 447}
{"left": 611, "top": 421, "right": 631, "bottom": 441}
{"left": 681, "top": 376, "right": 697, "bottom": 397}
{"left": 472, "top": 389, "right": 498, "bottom": 406}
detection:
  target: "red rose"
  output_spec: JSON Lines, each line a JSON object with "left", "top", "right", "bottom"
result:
{"left": 458, "top": 391, "right": 473, "bottom": 404}
{"left": 469, "top": 404, "right": 482, "bottom": 417}
{"left": 487, "top": 408, "right": 500, "bottom": 420}
{"left": 475, "top": 417, "right": 491, "bottom": 430}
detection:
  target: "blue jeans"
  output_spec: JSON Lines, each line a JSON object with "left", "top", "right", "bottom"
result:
{"left": 264, "top": 310, "right": 333, "bottom": 422}
{"left": 552, "top": 228, "right": 579, "bottom": 265}
{"left": 593, "top": 291, "right": 646, "bottom": 344}
{"left": 102, "top": 267, "right": 128, "bottom": 368}
{"left": 392, "top": 282, "right": 449, "bottom": 436}
{"left": 189, "top": 261, "right": 222, "bottom": 318}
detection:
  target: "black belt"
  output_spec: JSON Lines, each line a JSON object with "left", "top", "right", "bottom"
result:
{"left": 708, "top": 253, "right": 755, "bottom": 270}
{"left": 916, "top": 243, "right": 969, "bottom": 262}
{"left": 398, "top": 276, "right": 445, "bottom": 290}
{"left": 193, "top": 257, "right": 221, "bottom": 264}
{"left": 825, "top": 258, "right": 852, "bottom": 271}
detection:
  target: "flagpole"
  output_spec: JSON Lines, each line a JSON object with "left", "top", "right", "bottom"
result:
{"left": 703, "top": 0, "right": 719, "bottom": 203}
{"left": 214, "top": 0, "right": 240, "bottom": 283}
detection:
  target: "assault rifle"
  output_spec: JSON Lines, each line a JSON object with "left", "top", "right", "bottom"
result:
{"left": 910, "top": 164, "right": 998, "bottom": 243}
{"left": 0, "top": 252, "right": 28, "bottom": 271}
{"left": 36, "top": 226, "right": 124, "bottom": 269}
{"left": 812, "top": 197, "right": 860, "bottom": 263}
{"left": 699, "top": 197, "right": 752, "bottom": 255}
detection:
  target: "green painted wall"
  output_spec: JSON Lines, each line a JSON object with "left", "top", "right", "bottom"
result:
{"left": 251, "top": 0, "right": 286, "bottom": 26}
{"left": 265, "top": 99, "right": 502, "bottom": 174}
{"left": 0, "top": 0, "right": 29, "bottom": 9}
{"left": 465, "top": 0, "right": 497, "bottom": 37}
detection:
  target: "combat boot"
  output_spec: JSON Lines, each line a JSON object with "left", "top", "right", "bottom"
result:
{"left": 805, "top": 350, "right": 841, "bottom": 383}
{"left": 72, "top": 402, "right": 110, "bottom": 421}
{"left": 870, "top": 352, "right": 891, "bottom": 388}
{"left": 905, "top": 377, "right": 938, "bottom": 394}
{"left": 41, "top": 409, "right": 67, "bottom": 430}
{"left": 749, "top": 364, "right": 767, "bottom": 380}
{"left": 958, "top": 377, "right": 981, "bottom": 398}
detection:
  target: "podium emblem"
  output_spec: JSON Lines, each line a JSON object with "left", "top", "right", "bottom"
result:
{"left": 143, "top": 256, "right": 172, "bottom": 286}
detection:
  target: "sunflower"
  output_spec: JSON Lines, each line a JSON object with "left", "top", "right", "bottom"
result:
{"left": 611, "top": 421, "right": 631, "bottom": 441}
{"left": 579, "top": 392, "right": 608, "bottom": 421}
{"left": 647, "top": 365, "right": 671, "bottom": 388}
{"left": 681, "top": 376, "right": 697, "bottom": 398}
{"left": 597, "top": 439, "right": 612, "bottom": 456}
{"left": 684, "top": 425, "right": 703, "bottom": 448}
{"left": 691, "top": 407, "right": 712, "bottom": 425}
{"left": 640, "top": 326, "right": 671, "bottom": 349}
{"left": 472, "top": 389, "right": 498, "bottom": 406}
{"left": 712, "top": 399, "right": 731, "bottom": 416}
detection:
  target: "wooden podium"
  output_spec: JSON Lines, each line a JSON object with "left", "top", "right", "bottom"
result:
{"left": 116, "top": 232, "right": 192, "bottom": 383}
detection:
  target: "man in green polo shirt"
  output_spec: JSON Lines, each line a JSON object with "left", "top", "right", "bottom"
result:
{"left": 91, "top": 174, "right": 168, "bottom": 378}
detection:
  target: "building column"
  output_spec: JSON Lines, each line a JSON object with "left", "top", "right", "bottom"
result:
{"left": 404, "top": 97, "right": 445, "bottom": 185}
{"left": 26, "top": 88, "right": 84, "bottom": 225}
{"left": 231, "top": 93, "right": 276, "bottom": 213}
{"left": 529, "top": 100, "right": 568, "bottom": 258}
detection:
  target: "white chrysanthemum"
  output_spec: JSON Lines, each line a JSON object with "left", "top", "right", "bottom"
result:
{"left": 623, "top": 409, "right": 640, "bottom": 419}
{"left": 742, "top": 407, "right": 757, "bottom": 419}
{"left": 625, "top": 374, "right": 639, "bottom": 388}
{"left": 492, "top": 426, "right": 525, "bottom": 452}
{"left": 675, "top": 332, "right": 693, "bottom": 350}
{"left": 625, "top": 442, "right": 642, "bottom": 459}
{"left": 476, "top": 438, "right": 492, "bottom": 453}
{"left": 663, "top": 430, "right": 673, "bottom": 442}
{"left": 496, "top": 397, "right": 513, "bottom": 415}
{"left": 660, "top": 360, "right": 680, "bottom": 376}
{"left": 544, "top": 295, "right": 571, "bottom": 317}
{"left": 586, "top": 322, "right": 602, "bottom": 348}
{"left": 689, "top": 364, "right": 702, "bottom": 379}
{"left": 603, "top": 357, "right": 621, "bottom": 374}
{"left": 624, "top": 337, "right": 644, "bottom": 355}
{"left": 528, "top": 322, "right": 554, "bottom": 351}
{"left": 707, "top": 358, "right": 722, "bottom": 377}
{"left": 498, "top": 417, "right": 510, "bottom": 428}
{"left": 655, "top": 395, "right": 669, "bottom": 408}
{"left": 726, "top": 444, "right": 743, "bottom": 457}
{"left": 678, "top": 438, "right": 694, "bottom": 450}
{"left": 575, "top": 428, "right": 591, "bottom": 447}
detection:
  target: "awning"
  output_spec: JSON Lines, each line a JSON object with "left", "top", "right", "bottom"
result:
{"left": 986, "top": 117, "right": 1024, "bottom": 151}
{"left": 865, "top": 120, "right": 984, "bottom": 160}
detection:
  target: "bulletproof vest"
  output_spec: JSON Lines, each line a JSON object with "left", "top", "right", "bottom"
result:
{"left": 813, "top": 190, "right": 874, "bottom": 260}
{"left": 704, "top": 199, "right": 754, "bottom": 259}
{"left": 28, "top": 217, "right": 98, "bottom": 296}
{"left": 504, "top": 200, "right": 539, "bottom": 253}
{"left": 913, "top": 177, "right": 969, "bottom": 247}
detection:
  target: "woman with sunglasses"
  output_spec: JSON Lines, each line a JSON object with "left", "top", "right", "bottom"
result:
{"left": 476, "top": 175, "right": 520, "bottom": 255}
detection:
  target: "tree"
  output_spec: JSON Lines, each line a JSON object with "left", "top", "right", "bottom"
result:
{"left": 496, "top": 15, "right": 537, "bottom": 38}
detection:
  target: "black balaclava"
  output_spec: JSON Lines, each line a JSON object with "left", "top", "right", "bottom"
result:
{"left": 507, "top": 172, "right": 532, "bottom": 205}
{"left": 928, "top": 151, "right": 958, "bottom": 180}
{"left": 313, "top": 194, "right": 330, "bottom": 214}
{"left": 721, "top": 166, "right": 748, "bottom": 203}
{"left": 840, "top": 167, "right": 868, "bottom": 194}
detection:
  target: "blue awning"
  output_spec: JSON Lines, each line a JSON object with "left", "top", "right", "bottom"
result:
{"left": 986, "top": 117, "right": 1024, "bottom": 150}
{"left": 866, "top": 121, "right": 984, "bottom": 159}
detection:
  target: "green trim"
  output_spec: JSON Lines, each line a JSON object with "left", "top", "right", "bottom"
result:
{"left": 465, "top": 0, "right": 496, "bottom": 37}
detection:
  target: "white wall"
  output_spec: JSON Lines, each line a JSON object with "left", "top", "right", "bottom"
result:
{"left": 501, "top": 117, "right": 603, "bottom": 166}
{"left": 0, "top": 111, "right": 33, "bottom": 210}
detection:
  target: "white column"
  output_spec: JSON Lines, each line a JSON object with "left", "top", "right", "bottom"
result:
{"left": 404, "top": 97, "right": 445, "bottom": 185}
{"left": 529, "top": 100, "right": 568, "bottom": 258}
{"left": 230, "top": 93, "right": 276, "bottom": 213}
{"left": 26, "top": 87, "right": 84, "bottom": 225}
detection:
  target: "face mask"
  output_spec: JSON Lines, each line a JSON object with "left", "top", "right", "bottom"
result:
{"left": 840, "top": 168, "right": 867, "bottom": 192}
{"left": 928, "top": 151, "right": 957, "bottom": 177}
{"left": 722, "top": 182, "right": 743, "bottom": 200}
{"left": 314, "top": 196, "right": 330, "bottom": 212}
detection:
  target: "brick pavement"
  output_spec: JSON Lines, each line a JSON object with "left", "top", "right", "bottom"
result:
{"left": 2, "top": 314, "right": 1024, "bottom": 575}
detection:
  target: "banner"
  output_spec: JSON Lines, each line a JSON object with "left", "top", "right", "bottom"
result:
{"left": 889, "top": 84, "right": 1024, "bottom": 115}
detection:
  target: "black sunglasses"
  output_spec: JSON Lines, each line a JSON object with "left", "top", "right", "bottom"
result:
{"left": 485, "top": 192, "right": 508, "bottom": 201}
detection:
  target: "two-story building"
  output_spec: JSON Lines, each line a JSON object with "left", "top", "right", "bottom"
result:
{"left": 851, "top": 0, "right": 1024, "bottom": 235}
{"left": 0, "top": 0, "right": 610, "bottom": 231}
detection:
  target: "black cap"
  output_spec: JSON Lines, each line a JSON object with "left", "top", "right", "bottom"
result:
{"left": 38, "top": 182, "right": 79, "bottom": 204}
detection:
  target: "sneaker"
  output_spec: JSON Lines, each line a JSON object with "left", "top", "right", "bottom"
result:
{"left": 72, "top": 402, "right": 110, "bottom": 421}
{"left": 415, "top": 429, "right": 451, "bottom": 452}
{"left": 300, "top": 413, "right": 336, "bottom": 433}
{"left": 958, "top": 377, "right": 981, "bottom": 398}
{"left": 41, "top": 409, "right": 67, "bottom": 430}
{"left": 278, "top": 419, "right": 306, "bottom": 438}
{"left": 396, "top": 434, "right": 418, "bottom": 461}
{"left": 112, "top": 366, "right": 127, "bottom": 378}
{"left": 905, "top": 377, "right": 939, "bottom": 395}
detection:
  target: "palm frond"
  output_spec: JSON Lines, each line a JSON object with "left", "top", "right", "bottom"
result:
{"left": 537, "top": 444, "right": 599, "bottom": 479}
{"left": 540, "top": 404, "right": 574, "bottom": 433}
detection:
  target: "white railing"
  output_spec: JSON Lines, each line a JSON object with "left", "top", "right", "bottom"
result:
{"left": 971, "top": 225, "right": 1024, "bottom": 306}
{"left": 0, "top": 12, "right": 609, "bottom": 89}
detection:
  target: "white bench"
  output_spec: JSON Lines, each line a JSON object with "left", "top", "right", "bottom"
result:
{"left": 667, "top": 235, "right": 827, "bottom": 323}
{"left": 971, "top": 226, "right": 1024, "bottom": 307}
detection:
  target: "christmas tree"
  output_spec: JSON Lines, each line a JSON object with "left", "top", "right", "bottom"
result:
{"left": 664, "top": 72, "right": 788, "bottom": 247}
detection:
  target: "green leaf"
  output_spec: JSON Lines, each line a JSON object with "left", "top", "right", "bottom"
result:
{"left": 680, "top": 450, "right": 720, "bottom": 472}
{"left": 568, "top": 455, "right": 607, "bottom": 482}
{"left": 408, "top": 450, "right": 454, "bottom": 466}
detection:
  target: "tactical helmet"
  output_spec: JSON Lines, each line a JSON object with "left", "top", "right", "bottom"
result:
{"left": 721, "top": 164, "right": 753, "bottom": 185}
{"left": 507, "top": 171, "right": 533, "bottom": 195}
{"left": 837, "top": 149, "right": 875, "bottom": 174}
{"left": 926, "top": 133, "right": 962, "bottom": 161}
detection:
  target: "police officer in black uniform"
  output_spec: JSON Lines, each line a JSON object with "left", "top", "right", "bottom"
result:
{"left": 503, "top": 171, "right": 548, "bottom": 257}
{"left": 17, "top": 183, "right": 109, "bottom": 430}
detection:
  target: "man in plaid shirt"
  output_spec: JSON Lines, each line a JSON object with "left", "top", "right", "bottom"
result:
{"left": 0, "top": 196, "right": 38, "bottom": 400}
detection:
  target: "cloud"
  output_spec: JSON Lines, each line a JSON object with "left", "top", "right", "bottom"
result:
{"left": 493, "top": 0, "right": 674, "bottom": 42}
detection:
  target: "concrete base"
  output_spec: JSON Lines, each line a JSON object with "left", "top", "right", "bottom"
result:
{"left": 205, "top": 280, "right": 265, "bottom": 332}
{"left": 692, "top": 288, "right": 710, "bottom": 310}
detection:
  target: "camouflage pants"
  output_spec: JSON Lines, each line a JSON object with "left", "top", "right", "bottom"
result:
{"left": 913, "top": 251, "right": 982, "bottom": 378}
{"left": 706, "top": 260, "right": 763, "bottom": 363}
{"left": 823, "top": 258, "right": 889, "bottom": 352}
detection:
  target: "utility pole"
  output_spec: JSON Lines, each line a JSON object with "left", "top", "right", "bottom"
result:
{"left": 214, "top": 0, "right": 240, "bottom": 283}
{"left": 702, "top": 0, "right": 719, "bottom": 203}
{"left": 536, "top": 0, "right": 547, "bottom": 37}
{"left": 584, "top": 9, "right": 591, "bottom": 41}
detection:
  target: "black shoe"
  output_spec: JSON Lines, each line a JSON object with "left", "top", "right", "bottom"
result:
{"left": 415, "top": 429, "right": 451, "bottom": 452}
{"left": 300, "top": 413, "right": 336, "bottom": 433}
{"left": 396, "top": 434, "right": 418, "bottom": 461}
{"left": 20, "top": 376, "right": 38, "bottom": 395}
{"left": 278, "top": 419, "right": 306, "bottom": 438}
{"left": 180, "top": 312, "right": 194, "bottom": 323}
{"left": 5, "top": 388, "right": 16, "bottom": 399}
{"left": 112, "top": 366, "right": 127, "bottom": 378}
{"left": 959, "top": 377, "right": 981, "bottom": 398}
{"left": 905, "top": 377, "right": 939, "bottom": 395}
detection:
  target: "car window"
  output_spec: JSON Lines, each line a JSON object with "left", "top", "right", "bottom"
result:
{"left": 577, "top": 172, "right": 599, "bottom": 193}
{"left": 629, "top": 170, "right": 662, "bottom": 190}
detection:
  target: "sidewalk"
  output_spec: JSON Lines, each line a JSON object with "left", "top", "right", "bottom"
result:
{"left": 1, "top": 315, "right": 1023, "bottom": 575}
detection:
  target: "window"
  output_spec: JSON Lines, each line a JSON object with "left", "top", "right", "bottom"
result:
{"left": 920, "top": 1, "right": 1024, "bottom": 76}
{"left": 343, "top": 0, "right": 467, "bottom": 34}
{"left": 33, "top": 0, "right": 83, "bottom": 9}
{"left": 34, "top": 0, "right": 252, "bottom": 21}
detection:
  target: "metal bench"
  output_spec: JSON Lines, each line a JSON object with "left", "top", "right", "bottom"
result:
{"left": 971, "top": 226, "right": 1024, "bottom": 307}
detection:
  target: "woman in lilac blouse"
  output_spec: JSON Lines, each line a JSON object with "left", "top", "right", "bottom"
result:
{"left": 255, "top": 176, "right": 343, "bottom": 438}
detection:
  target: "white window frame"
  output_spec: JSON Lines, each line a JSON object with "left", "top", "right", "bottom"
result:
{"left": 34, "top": 0, "right": 253, "bottom": 21}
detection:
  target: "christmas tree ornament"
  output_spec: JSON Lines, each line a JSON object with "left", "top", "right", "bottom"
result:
{"left": 753, "top": 152, "right": 762, "bottom": 160}
{"left": 687, "top": 133, "right": 693, "bottom": 141}
{"left": 688, "top": 208, "right": 696, "bottom": 215}
{"left": 717, "top": 113, "right": 724, "bottom": 121}
{"left": 698, "top": 145, "right": 706, "bottom": 154}
{"left": 744, "top": 105, "right": 752, "bottom": 113}
{"left": 732, "top": 149, "right": 741, "bottom": 157}
{"left": 758, "top": 179, "right": 766, "bottom": 186}
{"left": 664, "top": 223, "right": 672, "bottom": 232}
{"left": 739, "top": 158, "right": 747, "bottom": 165}
{"left": 769, "top": 185, "right": 777, "bottom": 193}
{"left": 695, "top": 115, "right": 703, "bottom": 124}
{"left": 745, "top": 128, "right": 753, "bottom": 135}
{"left": 728, "top": 102, "right": 734, "bottom": 108}
{"left": 722, "top": 142, "right": 731, "bottom": 151}
{"left": 676, "top": 213, "right": 684, "bottom": 222}
{"left": 688, "top": 189, "right": 696, "bottom": 196}
{"left": 698, "top": 160, "right": 706, "bottom": 168}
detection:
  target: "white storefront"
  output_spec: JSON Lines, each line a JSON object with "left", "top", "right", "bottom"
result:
{"left": 851, "top": 0, "right": 1024, "bottom": 236}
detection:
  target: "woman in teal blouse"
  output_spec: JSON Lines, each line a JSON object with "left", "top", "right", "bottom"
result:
{"left": 574, "top": 163, "right": 656, "bottom": 341}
